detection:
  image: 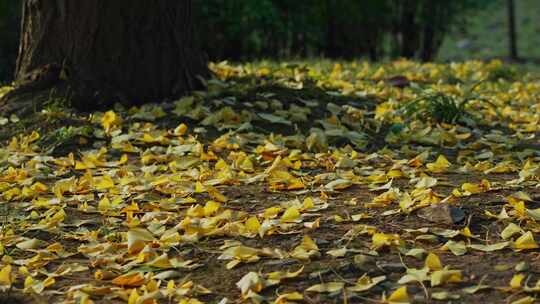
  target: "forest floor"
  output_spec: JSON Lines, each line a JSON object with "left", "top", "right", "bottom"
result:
{"left": 1, "top": 60, "right": 540, "bottom": 304}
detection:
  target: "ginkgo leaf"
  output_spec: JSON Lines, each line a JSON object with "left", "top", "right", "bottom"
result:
{"left": 468, "top": 241, "right": 510, "bottom": 252}
{"left": 347, "top": 275, "right": 385, "bottom": 292}
{"left": 306, "top": 282, "right": 344, "bottom": 293}
{"left": 280, "top": 206, "right": 300, "bottom": 223}
{"left": 263, "top": 207, "right": 282, "bottom": 219}
{"left": 501, "top": 223, "right": 523, "bottom": 240}
{"left": 426, "top": 155, "right": 450, "bottom": 173}
{"left": 526, "top": 208, "right": 540, "bottom": 221}
{"left": 218, "top": 245, "right": 260, "bottom": 263}
{"left": 0, "top": 265, "right": 12, "bottom": 286}
{"left": 513, "top": 232, "right": 539, "bottom": 250}
{"left": 24, "top": 275, "right": 55, "bottom": 294}
{"left": 174, "top": 123, "right": 188, "bottom": 136}
{"left": 351, "top": 213, "right": 371, "bottom": 221}
{"left": 111, "top": 272, "right": 145, "bottom": 287}
{"left": 16, "top": 238, "right": 46, "bottom": 250}
{"left": 146, "top": 254, "right": 173, "bottom": 269}
{"left": 462, "top": 283, "right": 490, "bottom": 294}
{"left": 203, "top": 200, "right": 221, "bottom": 216}
{"left": 266, "top": 266, "right": 303, "bottom": 283}
{"left": 441, "top": 240, "right": 467, "bottom": 256}
{"left": 425, "top": 252, "right": 443, "bottom": 271}
{"left": 430, "top": 268, "right": 462, "bottom": 286}
{"left": 415, "top": 176, "right": 437, "bottom": 189}
{"left": 510, "top": 273, "right": 525, "bottom": 289}
{"left": 325, "top": 179, "right": 353, "bottom": 191}
{"left": 258, "top": 113, "right": 292, "bottom": 125}
{"left": 101, "top": 110, "right": 122, "bottom": 132}
{"left": 386, "top": 286, "right": 410, "bottom": 304}
{"left": 236, "top": 272, "right": 265, "bottom": 295}
{"left": 127, "top": 228, "right": 155, "bottom": 254}
{"left": 98, "top": 196, "right": 111, "bottom": 212}
{"left": 398, "top": 267, "right": 429, "bottom": 284}
{"left": 275, "top": 291, "right": 303, "bottom": 303}
{"left": 245, "top": 216, "right": 261, "bottom": 234}
{"left": 327, "top": 247, "right": 348, "bottom": 257}
{"left": 95, "top": 174, "right": 115, "bottom": 190}
{"left": 404, "top": 248, "right": 426, "bottom": 259}
{"left": 431, "top": 291, "right": 460, "bottom": 300}
{"left": 372, "top": 233, "right": 400, "bottom": 250}
{"left": 290, "top": 236, "right": 319, "bottom": 260}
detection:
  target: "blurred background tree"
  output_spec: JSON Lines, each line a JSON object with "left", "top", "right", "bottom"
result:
{"left": 195, "top": 0, "right": 493, "bottom": 61}
{"left": 2, "top": 0, "right": 538, "bottom": 84}
{"left": 0, "top": 0, "right": 21, "bottom": 83}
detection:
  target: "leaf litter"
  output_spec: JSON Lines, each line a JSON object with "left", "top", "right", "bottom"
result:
{"left": 1, "top": 59, "right": 540, "bottom": 303}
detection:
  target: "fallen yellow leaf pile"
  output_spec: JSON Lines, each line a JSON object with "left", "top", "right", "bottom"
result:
{"left": 0, "top": 59, "right": 540, "bottom": 303}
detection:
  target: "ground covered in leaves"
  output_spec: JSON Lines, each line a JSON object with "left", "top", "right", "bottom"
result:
{"left": 1, "top": 60, "right": 540, "bottom": 304}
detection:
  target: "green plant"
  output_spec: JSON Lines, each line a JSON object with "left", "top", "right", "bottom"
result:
{"left": 487, "top": 65, "right": 518, "bottom": 82}
{"left": 402, "top": 87, "right": 497, "bottom": 124}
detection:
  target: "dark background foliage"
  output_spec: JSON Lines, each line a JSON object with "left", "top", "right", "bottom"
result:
{"left": 0, "top": 0, "right": 517, "bottom": 83}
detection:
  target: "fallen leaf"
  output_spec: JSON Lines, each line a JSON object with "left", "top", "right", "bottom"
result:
{"left": 306, "top": 282, "right": 344, "bottom": 293}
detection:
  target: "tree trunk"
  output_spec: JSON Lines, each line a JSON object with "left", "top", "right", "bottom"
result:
{"left": 4, "top": 0, "right": 207, "bottom": 112}
{"left": 399, "top": 0, "right": 419, "bottom": 59}
{"left": 325, "top": 0, "right": 338, "bottom": 58}
{"left": 507, "top": 0, "right": 518, "bottom": 60}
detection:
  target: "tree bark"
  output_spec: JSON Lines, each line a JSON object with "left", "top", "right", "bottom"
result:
{"left": 399, "top": 0, "right": 420, "bottom": 59}
{"left": 507, "top": 0, "right": 518, "bottom": 60}
{"left": 5, "top": 0, "right": 207, "bottom": 111}
{"left": 325, "top": 0, "right": 338, "bottom": 58}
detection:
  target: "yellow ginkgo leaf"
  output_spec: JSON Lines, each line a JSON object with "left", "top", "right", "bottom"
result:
{"left": 0, "top": 265, "right": 12, "bottom": 286}
{"left": 98, "top": 196, "right": 111, "bottom": 211}
{"left": 266, "top": 266, "right": 304, "bottom": 283}
{"left": 127, "top": 228, "right": 155, "bottom": 254}
{"left": 194, "top": 181, "right": 205, "bottom": 193}
{"left": 95, "top": 175, "right": 115, "bottom": 190}
{"left": 203, "top": 200, "right": 220, "bottom": 217}
{"left": 280, "top": 206, "right": 300, "bottom": 223}
{"left": 263, "top": 206, "right": 282, "bottom": 219}
{"left": 245, "top": 216, "right": 261, "bottom": 234}
{"left": 290, "top": 236, "right": 319, "bottom": 260}
{"left": 174, "top": 123, "right": 188, "bottom": 136}
{"left": 430, "top": 268, "right": 462, "bottom": 287}
{"left": 147, "top": 254, "right": 173, "bottom": 269}
{"left": 513, "top": 232, "right": 539, "bottom": 250}
{"left": 425, "top": 252, "right": 443, "bottom": 271}
{"left": 426, "top": 155, "right": 450, "bottom": 173}
{"left": 386, "top": 286, "right": 410, "bottom": 304}
{"left": 510, "top": 273, "right": 525, "bottom": 289}
{"left": 101, "top": 110, "right": 122, "bottom": 132}
{"left": 302, "top": 197, "right": 315, "bottom": 210}
{"left": 372, "top": 233, "right": 400, "bottom": 250}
